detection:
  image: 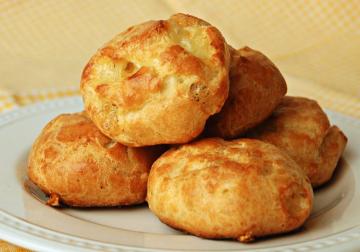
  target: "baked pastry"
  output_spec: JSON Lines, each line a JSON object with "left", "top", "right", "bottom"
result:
{"left": 246, "top": 96, "right": 347, "bottom": 187}
{"left": 147, "top": 138, "right": 313, "bottom": 242}
{"left": 28, "top": 112, "right": 162, "bottom": 207}
{"left": 205, "top": 46, "right": 287, "bottom": 138}
{"left": 80, "top": 13, "right": 230, "bottom": 147}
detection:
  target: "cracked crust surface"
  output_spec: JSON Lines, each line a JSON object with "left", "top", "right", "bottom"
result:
{"left": 147, "top": 138, "right": 313, "bottom": 241}
{"left": 246, "top": 96, "right": 347, "bottom": 187}
{"left": 28, "top": 112, "right": 162, "bottom": 207}
{"left": 81, "top": 13, "right": 230, "bottom": 146}
{"left": 205, "top": 46, "right": 287, "bottom": 138}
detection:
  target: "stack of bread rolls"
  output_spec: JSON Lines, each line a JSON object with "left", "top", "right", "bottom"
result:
{"left": 28, "top": 13, "right": 347, "bottom": 242}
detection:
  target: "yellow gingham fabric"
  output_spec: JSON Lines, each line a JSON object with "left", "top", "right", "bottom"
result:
{"left": 12, "top": 86, "right": 79, "bottom": 106}
{"left": 0, "top": 0, "right": 359, "bottom": 115}
{"left": 0, "top": 86, "right": 79, "bottom": 113}
{"left": 0, "top": 0, "right": 359, "bottom": 250}
{"left": 0, "top": 88, "right": 17, "bottom": 113}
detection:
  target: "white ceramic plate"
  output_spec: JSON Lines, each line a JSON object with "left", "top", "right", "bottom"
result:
{"left": 0, "top": 96, "right": 359, "bottom": 252}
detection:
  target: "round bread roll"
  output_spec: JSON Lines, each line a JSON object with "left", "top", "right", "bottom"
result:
{"left": 205, "top": 46, "right": 287, "bottom": 138}
{"left": 80, "top": 13, "right": 230, "bottom": 147}
{"left": 28, "top": 112, "right": 162, "bottom": 207}
{"left": 147, "top": 138, "right": 313, "bottom": 242}
{"left": 246, "top": 96, "right": 347, "bottom": 187}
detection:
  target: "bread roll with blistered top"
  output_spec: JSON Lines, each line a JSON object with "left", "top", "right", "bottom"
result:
{"left": 28, "top": 112, "right": 163, "bottom": 207}
{"left": 246, "top": 96, "right": 347, "bottom": 187}
{"left": 81, "top": 13, "right": 230, "bottom": 146}
{"left": 205, "top": 46, "right": 287, "bottom": 138}
{"left": 147, "top": 138, "right": 313, "bottom": 242}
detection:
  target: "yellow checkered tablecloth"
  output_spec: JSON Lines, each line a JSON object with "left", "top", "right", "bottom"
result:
{"left": 0, "top": 0, "right": 359, "bottom": 250}
{"left": 0, "top": 86, "right": 79, "bottom": 113}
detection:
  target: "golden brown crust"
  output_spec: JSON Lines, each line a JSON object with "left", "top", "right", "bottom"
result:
{"left": 246, "top": 96, "right": 347, "bottom": 187}
{"left": 147, "top": 138, "right": 313, "bottom": 241}
{"left": 28, "top": 113, "right": 163, "bottom": 207}
{"left": 205, "top": 46, "right": 287, "bottom": 138}
{"left": 80, "top": 13, "right": 230, "bottom": 146}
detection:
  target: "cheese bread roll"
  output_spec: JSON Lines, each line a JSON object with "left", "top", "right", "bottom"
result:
{"left": 81, "top": 13, "right": 230, "bottom": 146}
{"left": 28, "top": 113, "right": 162, "bottom": 207}
{"left": 247, "top": 96, "right": 347, "bottom": 187}
{"left": 147, "top": 138, "right": 313, "bottom": 241}
{"left": 206, "top": 46, "right": 287, "bottom": 138}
